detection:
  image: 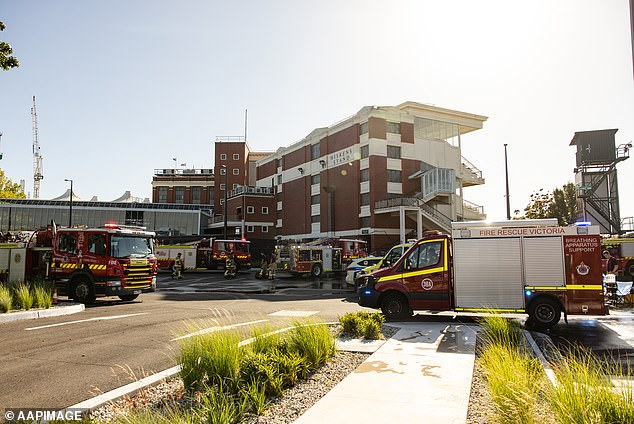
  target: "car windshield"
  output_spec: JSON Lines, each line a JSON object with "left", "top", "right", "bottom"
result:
{"left": 111, "top": 236, "right": 154, "bottom": 259}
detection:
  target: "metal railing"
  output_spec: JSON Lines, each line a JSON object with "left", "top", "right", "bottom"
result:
{"left": 462, "top": 199, "right": 484, "bottom": 215}
{"left": 421, "top": 168, "right": 454, "bottom": 202}
{"left": 229, "top": 185, "right": 274, "bottom": 197}
{"left": 461, "top": 156, "right": 483, "bottom": 179}
{"left": 373, "top": 197, "right": 453, "bottom": 232}
{"left": 154, "top": 168, "right": 214, "bottom": 176}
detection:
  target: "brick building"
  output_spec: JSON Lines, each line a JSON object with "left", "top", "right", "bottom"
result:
{"left": 255, "top": 101, "right": 488, "bottom": 252}
{"left": 151, "top": 168, "right": 215, "bottom": 205}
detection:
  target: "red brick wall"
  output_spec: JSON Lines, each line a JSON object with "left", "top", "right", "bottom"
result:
{"left": 368, "top": 117, "right": 386, "bottom": 140}
{"left": 283, "top": 177, "right": 311, "bottom": 235}
{"left": 401, "top": 122, "right": 414, "bottom": 143}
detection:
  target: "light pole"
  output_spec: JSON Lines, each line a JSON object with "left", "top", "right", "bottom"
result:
{"left": 504, "top": 144, "right": 511, "bottom": 220}
{"left": 222, "top": 165, "right": 228, "bottom": 239}
{"left": 64, "top": 178, "right": 73, "bottom": 227}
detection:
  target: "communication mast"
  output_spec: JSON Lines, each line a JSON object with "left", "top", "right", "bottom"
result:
{"left": 31, "top": 96, "right": 44, "bottom": 199}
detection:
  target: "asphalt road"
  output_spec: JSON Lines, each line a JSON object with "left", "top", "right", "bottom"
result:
{"left": 0, "top": 271, "right": 363, "bottom": 411}
{"left": 0, "top": 270, "right": 632, "bottom": 411}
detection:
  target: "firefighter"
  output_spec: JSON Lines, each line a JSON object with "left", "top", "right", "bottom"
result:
{"left": 172, "top": 253, "right": 184, "bottom": 280}
{"left": 256, "top": 253, "right": 268, "bottom": 279}
{"left": 603, "top": 250, "right": 619, "bottom": 275}
{"left": 225, "top": 251, "right": 237, "bottom": 279}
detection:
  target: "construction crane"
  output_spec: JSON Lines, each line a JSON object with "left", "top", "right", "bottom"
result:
{"left": 31, "top": 96, "right": 44, "bottom": 199}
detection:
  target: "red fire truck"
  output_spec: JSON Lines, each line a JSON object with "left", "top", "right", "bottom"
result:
{"left": 275, "top": 245, "right": 344, "bottom": 277}
{"left": 0, "top": 223, "right": 157, "bottom": 304}
{"left": 601, "top": 238, "right": 634, "bottom": 281}
{"left": 155, "top": 239, "right": 251, "bottom": 271}
{"left": 332, "top": 239, "right": 368, "bottom": 263}
{"left": 357, "top": 219, "right": 606, "bottom": 328}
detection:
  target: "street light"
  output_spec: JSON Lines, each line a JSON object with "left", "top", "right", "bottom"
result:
{"left": 222, "top": 165, "right": 228, "bottom": 239}
{"left": 64, "top": 178, "right": 73, "bottom": 227}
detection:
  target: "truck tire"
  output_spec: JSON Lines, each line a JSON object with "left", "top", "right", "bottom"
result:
{"left": 71, "top": 277, "right": 96, "bottom": 304}
{"left": 311, "top": 264, "right": 322, "bottom": 278}
{"left": 528, "top": 297, "right": 561, "bottom": 329}
{"left": 381, "top": 292, "right": 410, "bottom": 320}
{"left": 118, "top": 294, "right": 139, "bottom": 302}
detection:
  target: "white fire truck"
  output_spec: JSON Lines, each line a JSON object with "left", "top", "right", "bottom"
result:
{"left": 357, "top": 219, "right": 606, "bottom": 328}
{"left": 0, "top": 223, "right": 157, "bottom": 303}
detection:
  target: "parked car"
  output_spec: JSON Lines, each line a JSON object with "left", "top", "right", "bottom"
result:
{"left": 345, "top": 256, "right": 383, "bottom": 286}
{"left": 360, "top": 242, "right": 414, "bottom": 277}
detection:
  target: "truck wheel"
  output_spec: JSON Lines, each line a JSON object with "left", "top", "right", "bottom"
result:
{"left": 118, "top": 294, "right": 139, "bottom": 301}
{"left": 311, "top": 264, "right": 322, "bottom": 278}
{"left": 529, "top": 297, "right": 561, "bottom": 329}
{"left": 72, "top": 277, "right": 96, "bottom": 304}
{"left": 381, "top": 293, "right": 410, "bottom": 320}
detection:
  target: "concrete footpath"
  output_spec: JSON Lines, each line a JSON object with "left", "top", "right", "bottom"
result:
{"left": 296, "top": 322, "right": 479, "bottom": 424}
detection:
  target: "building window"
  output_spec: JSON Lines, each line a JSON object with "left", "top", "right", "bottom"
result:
{"left": 277, "top": 210, "right": 282, "bottom": 219}
{"left": 233, "top": 184, "right": 239, "bottom": 190}
{"left": 220, "top": 183, "right": 226, "bottom": 191}
{"left": 220, "top": 167, "right": 226, "bottom": 175}
{"left": 262, "top": 207, "right": 269, "bottom": 214}
{"left": 360, "top": 216, "right": 371, "bottom": 228}
{"left": 311, "top": 215, "right": 320, "bottom": 224}
{"left": 387, "top": 170, "right": 402, "bottom": 183}
{"left": 220, "top": 199, "right": 224, "bottom": 205}
{"left": 311, "top": 174, "right": 320, "bottom": 185}
{"left": 125, "top": 210, "right": 144, "bottom": 225}
{"left": 220, "top": 153, "right": 227, "bottom": 160}
{"left": 262, "top": 226, "right": 269, "bottom": 233}
{"left": 360, "top": 122, "right": 368, "bottom": 135}
{"left": 277, "top": 174, "right": 282, "bottom": 185}
{"left": 158, "top": 187, "right": 167, "bottom": 203}
{"left": 175, "top": 187, "right": 185, "bottom": 204}
{"left": 192, "top": 186, "right": 201, "bottom": 204}
{"left": 233, "top": 153, "right": 240, "bottom": 160}
{"left": 247, "top": 225, "right": 254, "bottom": 233}
{"left": 236, "top": 206, "right": 243, "bottom": 219}
{"left": 360, "top": 169, "right": 370, "bottom": 182}
{"left": 311, "top": 194, "right": 320, "bottom": 205}
{"left": 233, "top": 168, "right": 239, "bottom": 175}
{"left": 276, "top": 158, "right": 282, "bottom": 168}
{"left": 360, "top": 193, "right": 370, "bottom": 206}
{"left": 386, "top": 121, "right": 401, "bottom": 134}
{"left": 387, "top": 145, "right": 401, "bottom": 159}
{"left": 311, "top": 143, "right": 320, "bottom": 160}
{"left": 360, "top": 145, "right": 369, "bottom": 159}
{"left": 247, "top": 206, "right": 254, "bottom": 214}
{"left": 276, "top": 192, "right": 282, "bottom": 202}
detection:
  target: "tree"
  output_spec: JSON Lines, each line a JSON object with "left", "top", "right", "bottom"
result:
{"left": 0, "top": 169, "right": 26, "bottom": 199}
{"left": 0, "top": 21, "right": 20, "bottom": 71}
{"left": 515, "top": 182, "right": 578, "bottom": 226}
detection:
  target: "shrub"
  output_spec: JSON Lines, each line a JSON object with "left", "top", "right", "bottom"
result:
{"left": 339, "top": 311, "right": 385, "bottom": 340}
{"left": 0, "top": 285, "right": 12, "bottom": 313}
{"left": 287, "top": 321, "right": 335, "bottom": 370}
{"left": 243, "top": 379, "right": 267, "bottom": 415}
{"left": 178, "top": 329, "right": 242, "bottom": 392}
{"left": 13, "top": 283, "right": 33, "bottom": 310}
{"left": 548, "top": 349, "right": 634, "bottom": 424}
{"left": 32, "top": 284, "right": 52, "bottom": 309}
{"left": 480, "top": 343, "right": 545, "bottom": 424}
{"left": 478, "top": 313, "right": 523, "bottom": 349}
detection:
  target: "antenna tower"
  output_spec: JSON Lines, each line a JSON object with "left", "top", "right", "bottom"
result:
{"left": 31, "top": 96, "right": 44, "bottom": 199}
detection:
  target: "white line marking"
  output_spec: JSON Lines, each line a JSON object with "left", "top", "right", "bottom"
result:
{"left": 269, "top": 310, "right": 319, "bottom": 317}
{"left": 171, "top": 319, "right": 268, "bottom": 341}
{"left": 25, "top": 313, "right": 148, "bottom": 331}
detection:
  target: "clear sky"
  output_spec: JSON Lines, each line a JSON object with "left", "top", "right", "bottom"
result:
{"left": 1, "top": 0, "right": 633, "bottom": 222}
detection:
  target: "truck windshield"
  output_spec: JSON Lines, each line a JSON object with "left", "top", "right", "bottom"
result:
{"left": 111, "top": 236, "right": 154, "bottom": 259}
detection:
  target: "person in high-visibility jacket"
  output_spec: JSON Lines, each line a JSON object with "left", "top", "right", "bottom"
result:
{"left": 172, "top": 253, "right": 184, "bottom": 280}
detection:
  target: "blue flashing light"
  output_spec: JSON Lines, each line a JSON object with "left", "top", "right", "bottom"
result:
{"left": 363, "top": 289, "right": 372, "bottom": 296}
{"left": 574, "top": 221, "right": 591, "bottom": 227}
{"left": 525, "top": 290, "right": 533, "bottom": 297}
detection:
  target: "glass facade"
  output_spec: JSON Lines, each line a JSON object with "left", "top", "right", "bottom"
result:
{"left": 0, "top": 201, "right": 203, "bottom": 236}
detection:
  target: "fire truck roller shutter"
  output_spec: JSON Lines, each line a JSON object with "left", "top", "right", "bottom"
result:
{"left": 70, "top": 273, "right": 96, "bottom": 304}
{"left": 453, "top": 237, "right": 524, "bottom": 309}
